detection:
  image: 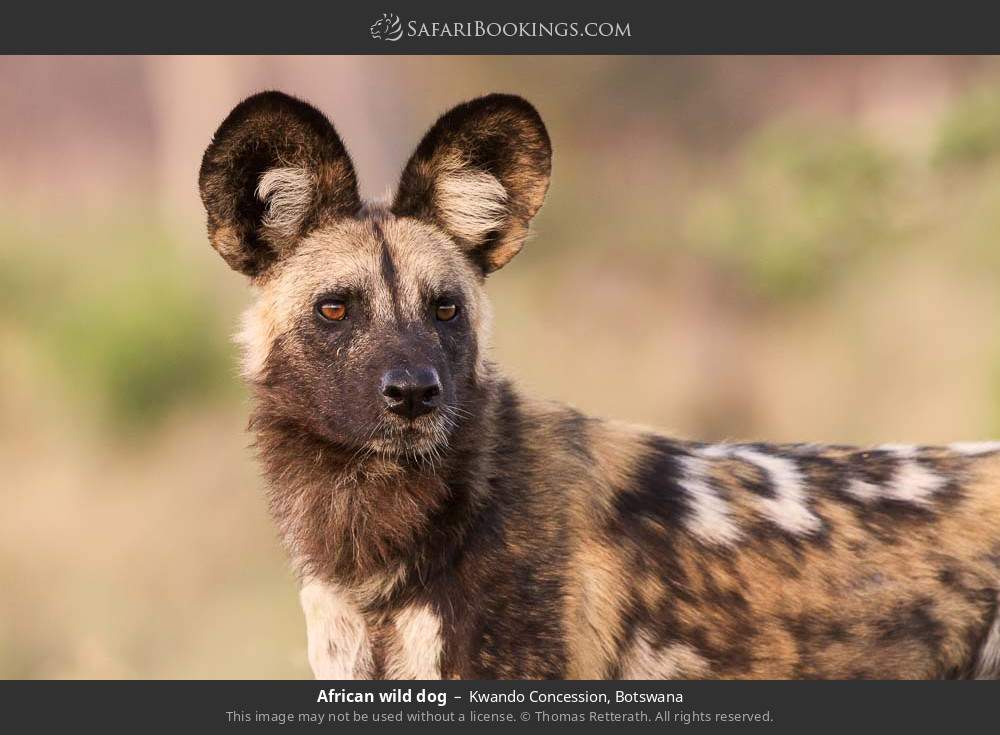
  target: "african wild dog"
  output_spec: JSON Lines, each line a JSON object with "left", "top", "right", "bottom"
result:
{"left": 199, "top": 91, "right": 1000, "bottom": 679}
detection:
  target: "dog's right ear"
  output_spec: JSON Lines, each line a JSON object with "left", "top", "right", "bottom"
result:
{"left": 199, "top": 91, "right": 361, "bottom": 279}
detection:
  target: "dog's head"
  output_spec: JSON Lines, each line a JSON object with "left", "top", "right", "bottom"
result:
{"left": 199, "top": 91, "right": 551, "bottom": 459}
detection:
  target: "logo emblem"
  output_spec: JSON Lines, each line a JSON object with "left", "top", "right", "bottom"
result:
{"left": 370, "top": 13, "right": 403, "bottom": 41}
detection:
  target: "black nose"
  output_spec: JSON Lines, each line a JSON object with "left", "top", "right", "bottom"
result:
{"left": 380, "top": 367, "right": 442, "bottom": 420}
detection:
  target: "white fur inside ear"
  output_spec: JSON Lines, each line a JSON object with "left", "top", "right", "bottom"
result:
{"left": 435, "top": 163, "right": 509, "bottom": 243}
{"left": 257, "top": 166, "right": 315, "bottom": 241}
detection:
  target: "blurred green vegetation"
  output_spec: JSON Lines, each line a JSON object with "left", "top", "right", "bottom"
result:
{"left": 686, "top": 125, "right": 894, "bottom": 302}
{"left": 935, "top": 86, "right": 1000, "bottom": 167}
{"left": 0, "top": 215, "right": 239, "bottom": 433}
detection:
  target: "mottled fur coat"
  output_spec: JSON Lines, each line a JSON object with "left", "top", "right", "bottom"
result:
{"left": 199, "top": 91, "right": 1000, "bottom": 679}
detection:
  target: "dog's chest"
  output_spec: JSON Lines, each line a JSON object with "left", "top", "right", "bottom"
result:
{"left": 300, "top": 579, "right": 444, "bottom": 679}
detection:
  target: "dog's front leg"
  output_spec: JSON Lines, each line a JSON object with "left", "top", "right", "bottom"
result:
{"left": 299, "top": 578, "right": 372, "bottom": 679}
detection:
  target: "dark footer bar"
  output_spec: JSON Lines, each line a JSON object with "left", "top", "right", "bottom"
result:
{"left": 0, "top": 680, "right": 993, "bottom": 733}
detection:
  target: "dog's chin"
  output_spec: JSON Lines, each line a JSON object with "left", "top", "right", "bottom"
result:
{"left": 365, "top": 415, "right": 451, "bottom": 462}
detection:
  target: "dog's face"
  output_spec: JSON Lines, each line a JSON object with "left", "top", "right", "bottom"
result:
{"left": 238, "top": 214, "right": 486, "bottom": 457}
{"left": 199, "top": 92, "right": 551, "bottom": 458}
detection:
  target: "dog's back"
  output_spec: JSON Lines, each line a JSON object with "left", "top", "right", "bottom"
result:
{"left": 550, "top": 411, "right": 1000, "bottom": 678}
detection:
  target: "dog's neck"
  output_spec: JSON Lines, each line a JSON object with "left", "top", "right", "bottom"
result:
{"left": 250, "top": 376, "right": 502, "bottom": 605}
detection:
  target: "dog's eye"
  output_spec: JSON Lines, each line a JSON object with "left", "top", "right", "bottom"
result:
{"left": 435, "top": 301, "right": 458, "bottom": 322}
{"left": 317, "top": 301, "right": 347, "bottom": 322}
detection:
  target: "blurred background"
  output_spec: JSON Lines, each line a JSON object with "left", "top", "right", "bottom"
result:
{"left": 4, "top": 55, "right": 1000, "bottom": 678}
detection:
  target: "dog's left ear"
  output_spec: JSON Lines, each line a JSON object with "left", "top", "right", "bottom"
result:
{"left": 392, "top": 94, "right": 552, "bottom": 274}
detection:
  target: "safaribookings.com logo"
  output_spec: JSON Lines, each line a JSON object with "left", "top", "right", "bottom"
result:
{"left": 370, "top": 13, "right": 404, "bottom": 41}
{"left": 370, "top": 13, "right": 631, "bottom": 42}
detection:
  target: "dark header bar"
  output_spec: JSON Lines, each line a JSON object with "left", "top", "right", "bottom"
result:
{"left": 3, "top": 2, "right": 1000, "bottom": 54}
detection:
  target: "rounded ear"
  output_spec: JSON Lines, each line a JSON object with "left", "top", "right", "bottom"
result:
{"left": 199, "top": 91, "right": 361, "bottom": 278}
{"left": 392, "top": 94, "right": 552, "bottom": 274}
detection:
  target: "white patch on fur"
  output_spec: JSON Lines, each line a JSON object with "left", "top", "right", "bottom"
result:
{"left": 738, "top": 448, "right": 822, "bottom": 535}
{"left": 257, "top": 166, "right": 315, "bottom": 241}
{"left": 620, "top": 633, "right": 710, "bottom": 679}
{"left": 384, "top": 603, "right": 443, "bottom": 679}
{"left": 701, "top": 446, "right": 821, "bottom": 536}
{"left": 974, "top": 593, "right": 1000, "bottom": 679}
{"left": 435, "top": 161, "right": 508, "bottom": 244}
{"left": 876, "top": 443, "right": 917, "bottom": 457}
{"left": 872, "top": 445, "right": 946, "bottom": 506}
{"left": 234, "top": 295, "right": 279, "bottom": 381}
{"left": 833, "top": 445, "right": 948, "bottom": 507}
{"left": 299, "top": 578, "right": 372, "bottom": 680}
{"left": 677, "top": 455, "right": 741, "bottom": 545}
{"left": 949, "top": 441, "right": 1000, "bottom": 456}
{"left": 699, "top": 444, "right": 732, "bottom": 460}
{"left": 885, "top": 458, "right": 945, "bottom": 505}
{"left": 845, "top": 478, "right": 881, "bottom": 502}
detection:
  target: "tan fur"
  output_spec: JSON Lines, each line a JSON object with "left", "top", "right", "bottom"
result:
{"left": 584, "top": 420, "right": 650, "bottom": 516}
{"left": 975, "top": 593, "right": 1000, "bottom": 678}
{"left": 620, "top": 635, "right": 711, "bottom": 679}
{"left": 564, "top": 541, "right": 629, "bottom": 679}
